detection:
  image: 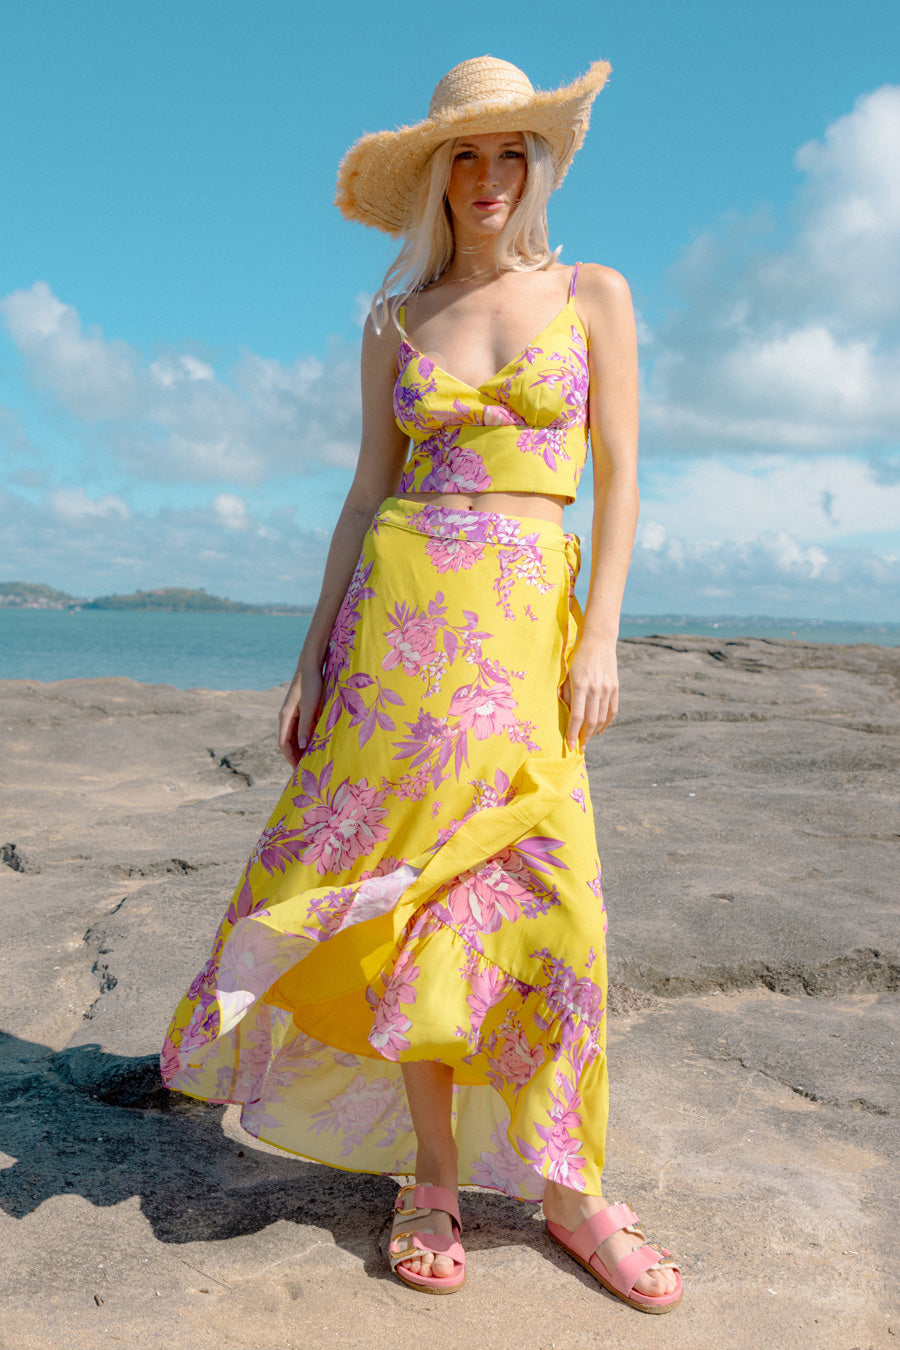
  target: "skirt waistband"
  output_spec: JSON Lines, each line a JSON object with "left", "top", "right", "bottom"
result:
{"left": 374, "top": 495, "right": 579, "bottom": 558}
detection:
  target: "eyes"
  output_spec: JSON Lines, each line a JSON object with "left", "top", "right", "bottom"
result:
{"left": 453, "top": 148, "right": 525, "bottom": 162}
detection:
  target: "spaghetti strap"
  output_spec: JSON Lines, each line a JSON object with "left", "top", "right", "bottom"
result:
{"left": 397, "top": 302, "right": 407, "bottom": 331}
{"left": 568, "top": 262, "right": 581, "bottom": 301}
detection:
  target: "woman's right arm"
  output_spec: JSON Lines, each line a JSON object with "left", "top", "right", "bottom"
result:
{"left": 277, "top": 316, "right": 410, "bottom": 767}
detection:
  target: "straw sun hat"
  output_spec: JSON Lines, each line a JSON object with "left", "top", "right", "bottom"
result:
{"left": 335, "top": 55, "right": 611, "bottom": 236}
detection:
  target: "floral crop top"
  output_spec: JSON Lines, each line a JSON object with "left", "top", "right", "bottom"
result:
{"left": 393, "top": 263, "right": 590, "bottom": 503}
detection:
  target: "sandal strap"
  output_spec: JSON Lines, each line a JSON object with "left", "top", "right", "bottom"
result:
{"left": 394, "top": 1183, "right": 462, "bottom": 1231}
{"left": 566, "top": 1202, "right": 639, "bottom": 1260}
{"left": 389, "top": 1232, "right": 465, "bottom": 1269}
{"left": 616, "top": 1242, "right": 678, "bottom": 1294}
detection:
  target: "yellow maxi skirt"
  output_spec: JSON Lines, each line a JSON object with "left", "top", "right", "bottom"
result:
{"left": 162, "top": 497, "right": 608, "bottom": 1200}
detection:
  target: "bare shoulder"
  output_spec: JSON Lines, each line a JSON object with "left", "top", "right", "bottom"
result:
{"left": 362, "top": 309, "right": 403, "bottom": 373}
{"left": 574, "top": 262, "right": 633, "bottom": 311}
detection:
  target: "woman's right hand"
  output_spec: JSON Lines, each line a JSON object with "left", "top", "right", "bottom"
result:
{"left": 277, "top": 662, "right": 323, "bottom": 769}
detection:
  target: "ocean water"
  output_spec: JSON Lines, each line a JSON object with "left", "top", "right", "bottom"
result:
{"left": 0, "top": 610, "right": 312, "bottom": 690}
{"left": 1, "top": 608, "right": 897, "bottom": 691}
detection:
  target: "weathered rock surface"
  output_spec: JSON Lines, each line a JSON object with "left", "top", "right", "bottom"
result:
{"left": 0, "top": 638, "right": 897, "bottom": 1348}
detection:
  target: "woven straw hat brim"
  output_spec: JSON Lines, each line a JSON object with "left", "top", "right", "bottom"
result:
{"left": 336, "top": 59, "right": 611, "bottom": 236}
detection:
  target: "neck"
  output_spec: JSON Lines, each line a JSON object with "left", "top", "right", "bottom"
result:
{"left": 443, "top": 237, "right": 502, "bottom": 285}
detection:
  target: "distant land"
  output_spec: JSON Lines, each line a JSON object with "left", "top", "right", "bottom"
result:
{"left": 2, "top": 581, "right": 897, "bottom": 645}
{"left": 0, "top": 582, "right": 312, "bottom": 615}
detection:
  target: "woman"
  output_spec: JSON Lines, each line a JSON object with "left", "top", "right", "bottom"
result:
{"left": 162, "top": 56, "right": 682, "bottom": 1313}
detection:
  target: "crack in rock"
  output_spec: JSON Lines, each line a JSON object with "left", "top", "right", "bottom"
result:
{"left": 209, "top": 739, "right": 282, "bottom": 789}
{"left": 109, "top": 858, "right": 200, "bottom": 879}
{"left": 706, "top": 1051, "right": 895, "bottom": 1117}
{"left": 81, "top": 910, "right": 125, "bottom": 1020}
{"left": 617, "top": 947, "right": 899, "bottom": 998}
{"left": 1, "top": 842, "right": 40, "bottom": 874}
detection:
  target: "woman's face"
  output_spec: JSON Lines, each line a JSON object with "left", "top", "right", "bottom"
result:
{"left": 445, "top": 132, "right": 527, "bottom": 240}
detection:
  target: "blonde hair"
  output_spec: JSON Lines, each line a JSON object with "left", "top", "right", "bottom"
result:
{"left": 371, "top": 131, "right": 559, "bottom": 333}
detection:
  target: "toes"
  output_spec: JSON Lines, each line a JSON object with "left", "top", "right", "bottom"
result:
{"left": 635, "top": 1266, "right": 679, "bottom": 1297}
{"left": 397, "top": 1249, "right": 455, "bottom": 1280}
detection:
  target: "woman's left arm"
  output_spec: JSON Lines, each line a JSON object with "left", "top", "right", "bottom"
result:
{"left": 563, "top": 263, "right": 640, "bottom": 749}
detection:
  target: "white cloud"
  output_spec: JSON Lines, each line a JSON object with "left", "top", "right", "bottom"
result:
{"left": 213, "top": 492, "right": 248, "bottom": 530}
{"left": 0, "top": 487, "right": 330, "bottom": 604}
{"left": 1, "top": 282, "right": 136, "bottom": 420}
{"left": 623, "top": 526, "right": 899, "bottom": 620}
{"left": 637, "top": 453, "right": 900, "bottom": 544}
{"left": 644, "top": 86, "right": 900, "bottom": 457}
{"left": 0, "top": 282, "right": 362, "bottom": 484}
{"left": 50, "top": 487, "right": 130, "bottom": 524}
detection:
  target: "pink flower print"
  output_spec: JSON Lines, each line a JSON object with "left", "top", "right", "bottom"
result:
{"left": 507, "top": 717, "right": 541, "bottom": 751}
{"left": 425, "top": 535, "right": 485, "bottom": 573}
{"left": 395, "top": 341, "right": 415, "bottom": 377}
{"left": 561, "top": 326, "right": 590, "bottom": 413}
{"left": 309, "top": 1073, "right": 403, "bottom": 1156}
{"left": 302, "top": 885, "right": 355, "bottom": 941}
{"left": 469, "top": 767, "right": 515, "bottom": 813}
{"left": 487, "top": 1016, "right": 545, "bottom": 1089}
{"left": 187, "top": 956, "right": 217, "bottom": 1003}
{"left": 441, "top": 860, "right": 527, "bottom": 944}
{"left": 397, "top": 462, "right": 417, "bottom": 494}
{"left": 160, "top": 1034, "right": 181, "bottom": 1082}
{"left": 484, "top": 515, "right": 524, "bottom": 547}
{"left": 368, "top": 949, "right": 419, "bottom": 1060}
{"left": 471, "top": 1124, "right": 544, "bottom": 1198}
{"left": 296, "top": 776, "right": 390, "bottom": 876}
{"left": 571, "top": 787, "right": 586, "bottom": 812}
{"left": 393, "top": 370, "right": 437, "bottom": 425}
{"left": 588, "top": 861, "right": 603, "bottom": 898}
{"left": 178, "top": 994, "right": 220, "bottom": 1055}
{"left": 217, "top": 920, "right": 295, "bottom": 1000}
{"left": 462, "top": 956, "right": 511, "bottom": 1035}
{"left": 531, "top": 947, "right": 606, "bottom": 1034}
{"left": 324, "top": 559, "right": 375, "bottom": 686}
{"left": 516, "top": 426, "right": 570, "bottom": 471}
{"left": 359, "top": 855, "right": 403, "bottom": 881}
{"left": 418, "top": 507, "right": 490, "bottom": 542}
{"left": 541, "top": 1089, "right": 587, "bottom": 1188}
{"left": 449, "top": 680, "right": 518, "bottom": 740}
{"left": 382, "top": 603, "right": 439, "bottom": 676}
{"left": 481, "top": 403, "right": 518, "bottom": 426}
{"left": 419, "top": 436, "right": 492, "bottom": 493}
{"left": 250, "top": 816, "right": 307, "bottom": 875}
{"left": 489, "top": 846, "right": 561, "bottom": 920}
{"left": 517, "top": 1086, "right": 587, "bottom": 1189}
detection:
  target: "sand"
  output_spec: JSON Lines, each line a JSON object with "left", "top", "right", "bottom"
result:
{"left": 0, "top": 635, "right": 897, "bottom": 1349}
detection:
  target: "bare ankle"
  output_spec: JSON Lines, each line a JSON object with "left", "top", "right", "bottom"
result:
{"left": 414, "top": 1142, "right": 458, "bottom": 1186}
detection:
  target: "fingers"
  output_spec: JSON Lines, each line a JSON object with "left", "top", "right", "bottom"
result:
{"left": 277, "top": 702, "right": 301, "bottom": 769}
{"left": 277, "top": 685, "right": 305, "bottom": 769}
{"left": 277, "top": 666, "right": 323, "bottom": 769}
{"left": 295, "top": 699, "right": 316, "bottom": 755}
{"left": 563, "top": 675, "right": 618, "bottom": 749}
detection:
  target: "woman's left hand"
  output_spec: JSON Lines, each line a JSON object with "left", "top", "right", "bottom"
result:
{"left": 562, "top": 635, "right": 619, "bottom": 750}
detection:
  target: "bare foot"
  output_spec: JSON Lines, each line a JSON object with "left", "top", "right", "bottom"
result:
{"left": 542, "top": 1182, "right": 680, "bottom": 1301}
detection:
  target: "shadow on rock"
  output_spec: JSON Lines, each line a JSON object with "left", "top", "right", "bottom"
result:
{"left": 0, "top": 1030, "right": 399, "bottom": 1250}
{"left": 0, "top": 1031, "right": 543, "bottom": 1271}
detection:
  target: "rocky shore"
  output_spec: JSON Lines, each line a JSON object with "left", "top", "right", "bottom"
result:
{"left": 1, "top": 635, "right": 897, "bottom": 1349}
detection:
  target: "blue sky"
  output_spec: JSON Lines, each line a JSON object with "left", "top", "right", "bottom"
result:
{"left": 1, "top": 0, "right": 898, "bottom": 617}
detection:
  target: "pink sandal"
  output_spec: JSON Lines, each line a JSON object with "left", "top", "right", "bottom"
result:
{"left": 546, "top": 1201, "right": 682, "bottom": 1314}
{"left": 388, "top": 1183, "right": 466, "bottom": 1294}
